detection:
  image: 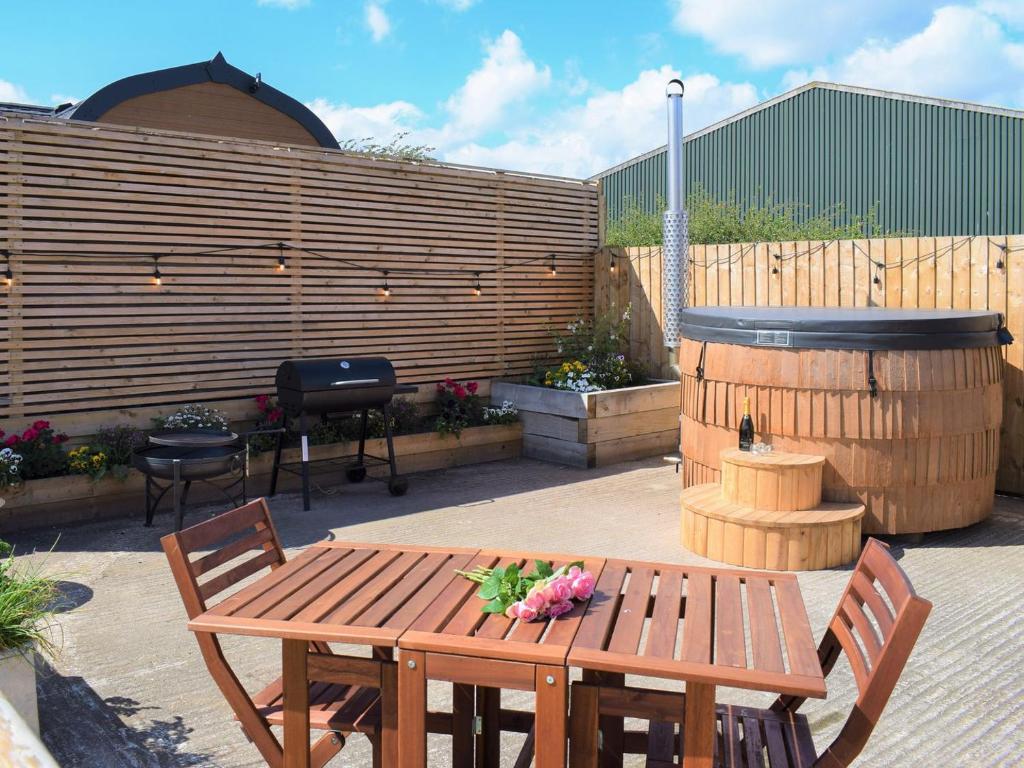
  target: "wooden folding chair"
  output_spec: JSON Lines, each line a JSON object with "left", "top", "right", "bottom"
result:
{"left": 569, "top": 538, "right": 932, "bottom": 767}
{"left": 161, "top": 498, "right": 383, "bottom": 768}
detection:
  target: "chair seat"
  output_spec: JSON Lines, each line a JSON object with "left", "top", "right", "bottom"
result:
{"left": 243, "top": 676, "right": 381, "bottom": 734}
{"left": 714, "top": 703, "right": 817, "bottom": 768}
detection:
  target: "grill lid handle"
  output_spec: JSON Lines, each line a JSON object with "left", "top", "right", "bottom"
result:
{"left": 329, "top": 378, "right": 381, "bottom": 387}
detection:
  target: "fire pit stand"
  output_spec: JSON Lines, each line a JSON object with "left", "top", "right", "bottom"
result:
{"left": 133, "top": 429, "right": 249, "bottom": 531}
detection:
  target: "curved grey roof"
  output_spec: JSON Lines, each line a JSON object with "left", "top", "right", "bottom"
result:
{"left": 60, "top": 52, "right": 339, "bottom": 149}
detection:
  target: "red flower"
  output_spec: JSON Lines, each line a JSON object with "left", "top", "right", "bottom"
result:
{"left": 267, "top": 408, "right": 283, "bottom": 423}
{"left": 255, "top": 394, "right": 270, "bottom": 413}
{"left": 466, "top": 382, "right": 479, "bottom": 394}
{"left": 32, "top": 420, "right": 50, "bottom": 431}
{"left": 21, "top": 428, "right": 39, "bottom": 442}
{"left": 4, "top": 435, "right": 18, "bottom": 447}
{"left": 453, "top": 385, "right": 467, "bottom": 400}
{"left": 55, "top": 433, "right": 70, "bottom": 444}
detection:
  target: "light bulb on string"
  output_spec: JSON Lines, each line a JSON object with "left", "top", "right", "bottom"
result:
{"left": 152, "top": 259, "right": 162, "bottom": 286}
{"left": 382, "top": 270, "right": 391, "bottom": 297}
{"left": 549, "top": 255, "right": 557, "bottom": 276}
{"left": 609, "top": 255, "right": 616, "bottom": 273}
{"left": 473, "top": 272, "right": 482, "bottom": 296}
{"left": 277, "top": 255, "right": 286, "bottom": 271}
{"left": 3, "top": 265, "right": 12, "bottom": 288}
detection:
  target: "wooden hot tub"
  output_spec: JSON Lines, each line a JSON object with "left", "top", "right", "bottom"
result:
{"left": 679, "top": 307, "right": 1013, "bottom": 534}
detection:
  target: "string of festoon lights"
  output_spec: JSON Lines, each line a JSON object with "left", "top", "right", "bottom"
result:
{"left": 687, "top": 236, "right": 1017, "bottom": 285}
{"left": 0, "top": 241, "right": 570, "bottom": 295}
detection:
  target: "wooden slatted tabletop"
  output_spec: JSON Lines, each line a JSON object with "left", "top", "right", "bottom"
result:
{"left": 187, "top": 541, "right": 480, "bottom": 644}
{"left": 568, "top": 558, "right": 826, "bottom": 768}
{"left": 568, "top": 559, "right": 826, "bottom": 696}
{"left": 398, "top": 549, "right": 607, "bottom": 663}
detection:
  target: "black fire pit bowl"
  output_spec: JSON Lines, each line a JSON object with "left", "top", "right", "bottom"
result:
{"left": 132, "top": 444, "right": 244, "bottom": 481}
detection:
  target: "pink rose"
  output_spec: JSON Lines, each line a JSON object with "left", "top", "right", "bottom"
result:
{"left": 547, "top": 600, "right": 574, "bottom": 618}
{"left": 543, "top": 576, "right": 573, "bottom": 603}
{"left": 467, "top": 381, "right": 479, "bottom": 394}
{"left": 255, "top": 394, "right": 270, "bottom": 412}
{"left": 453, "top": 385, "right": 467, "bottom": 400}
{"left": 4, "top": 435, "right": 18, "bottom": 447}
{"left": 505, "top": 603, "right": 519, "bottom": 619}
{"left": 516, "top": 605, "right": 539, "bottom": 622}
{"left": 267, "top": 408, "right": 283, "bottom": 423}
{"left": 571, "top": 571, "right": 596, "bottom": 600}
{"left": 32, "top": 420, "right": 50, "bottom": 430}
{"left": 523, "top": 588, "right": 548, "bottom": 614}
{"left": 567, "top": 565, "right": 583, "bottom": 580}
{"left": 55, "top": 433, "right": 70, "bottom": 444}
{"left": 21, "top": 428, "right": 39, "bottom": 442}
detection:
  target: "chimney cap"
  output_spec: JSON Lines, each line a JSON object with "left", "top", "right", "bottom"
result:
{"left": 666, "top": 79, "right": 684, "bottom": 97}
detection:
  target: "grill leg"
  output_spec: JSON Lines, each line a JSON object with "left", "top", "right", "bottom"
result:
{"left": 269, "top": 425, "right": 284, "bottom": 497}
{"left": 300, "top": 414, "right": 311, "bottom": 512}
{"left": 357, "top": 409, "right": 369, "bottom": 465}
{"left": 383, "top": 404, "right": 398, "bottom": 478}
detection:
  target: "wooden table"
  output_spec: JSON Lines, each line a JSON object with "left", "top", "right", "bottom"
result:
{"left": 187, "top": 541, "right": 479, "bottom": 768}
{"left": 567, "top": 559, "right": 827, "bottom": 767}
{"left": 396, "top": 549, "right": 606, "bottom": 768}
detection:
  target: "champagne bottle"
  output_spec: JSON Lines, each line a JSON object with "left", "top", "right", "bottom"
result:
{"left": 739, "top": 396, "right": 754, "bottom": 451}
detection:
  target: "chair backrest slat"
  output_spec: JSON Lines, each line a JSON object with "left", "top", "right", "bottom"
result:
{"left": 198, "top": 549, "right": 281, "bottom": 602}
{"left": 192, "top": 527, "right": 275, "bottom": 577}
{"left": 176, "top": 500, "right": 272, "bottom": 553}
{"left": 815, "top": 538, "right": 932, "bottom": 767}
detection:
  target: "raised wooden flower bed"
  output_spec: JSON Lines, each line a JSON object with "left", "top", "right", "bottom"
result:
{"left": 491, "top": 380, "right": 679, "bottom": 468}
{"left": 0, "top": 424, "right": 521, "bottom": 533}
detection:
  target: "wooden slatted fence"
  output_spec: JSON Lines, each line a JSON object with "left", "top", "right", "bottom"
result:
{"left": 0, "top": 115, "right": 598, "bottom": 436}
{"left": 597, "top": 237, "right": 1024, "bottom": 494}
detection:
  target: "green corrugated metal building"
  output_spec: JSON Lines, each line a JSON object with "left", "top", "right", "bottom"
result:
{"left": 595, "top": 82, "right": 1023, "bottom": 237}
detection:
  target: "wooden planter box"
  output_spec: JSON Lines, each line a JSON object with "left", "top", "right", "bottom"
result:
{"left": 491, "top": 380, "right": 679, "bottom": 468}
{"left": 0, "top": 424, "right": 521, "bottom": 533}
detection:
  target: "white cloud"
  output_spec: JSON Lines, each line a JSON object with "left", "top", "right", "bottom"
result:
{"left": 444, "top": 67, "right": 759, "bottom": 178}
{"left": 0, "top": 79, "right": 30, "bottom": 104}
{"left": 308, "top": 98, "right": 423, "bottom": 143}
{"left": 256, "top": 0, "right": 309, "bottom": 9}
{"left": 436, "top": 0, "right": 479, "bottom": 10}
{"left": 979, "top": 0, "right": 1024, "bottom": 29}
{"left": 670, "top": 0, "right": 911, "bottom": 69}
{"left": 439, "top": 30, "right": 551, "bottom": 141}
{"left": 800, "top": 5, "right": 1024, "bottom": 107}
{"left": 365, "top": 2, "right": 391, "bottom": 42}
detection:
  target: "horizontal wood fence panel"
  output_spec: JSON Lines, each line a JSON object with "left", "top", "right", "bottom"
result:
{"left": 597, "top": 236, "right": 1024, "bottom": 494}
{"left": 0, "top": 116, "right": 597, "bottom": 436}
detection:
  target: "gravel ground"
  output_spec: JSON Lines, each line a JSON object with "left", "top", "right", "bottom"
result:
{"left": 8, "top": 456, "right": 1023, "bottom": 767}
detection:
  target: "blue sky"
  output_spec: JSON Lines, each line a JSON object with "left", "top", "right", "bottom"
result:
{"left": 2, "top": 1, "right": 1023, "bottom": 177}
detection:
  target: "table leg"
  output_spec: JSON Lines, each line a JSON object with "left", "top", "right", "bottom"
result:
{"left": 582, "top": 670, "right": 623, "bottom": 767}
{"left": 282, "top": 638, "right": 310, "bottom": 768}
{"left": 535, "top": 665, "right": 568, "bottom": 768}
{"left": 451, "top": 683, "right": 475, "bottom": 768}
{"left": 475, "top": 687, "right": 500, "bottom": 768}
{"left": 398, "top": 650, "right": 427, "bottom": 768}
{"left": 682, "top": 682, "right": 716, "bottom": 768}
{"left": 377, "top": 647, "right": 399, "bottom": 768}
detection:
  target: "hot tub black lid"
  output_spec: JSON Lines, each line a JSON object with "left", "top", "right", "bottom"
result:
{"left": 680, "top": 307, "right": 1013, "bottom": 350}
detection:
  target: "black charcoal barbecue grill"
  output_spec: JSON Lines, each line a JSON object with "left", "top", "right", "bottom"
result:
{"left": 269, "top": 357, "right": 414, "bottom": 510}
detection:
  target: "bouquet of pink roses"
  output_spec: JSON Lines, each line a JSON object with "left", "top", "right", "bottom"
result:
{"left": 456, "top": 560, "right": 596, "bottom": 622}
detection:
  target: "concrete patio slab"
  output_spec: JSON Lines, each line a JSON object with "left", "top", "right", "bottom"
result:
{"left": 7, "top": 457, "right": 1024, "bottom": 767}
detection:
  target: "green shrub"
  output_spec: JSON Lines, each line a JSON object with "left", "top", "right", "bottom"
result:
{"left": 605, "top": 187, "right": 892, "bottom": 246}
